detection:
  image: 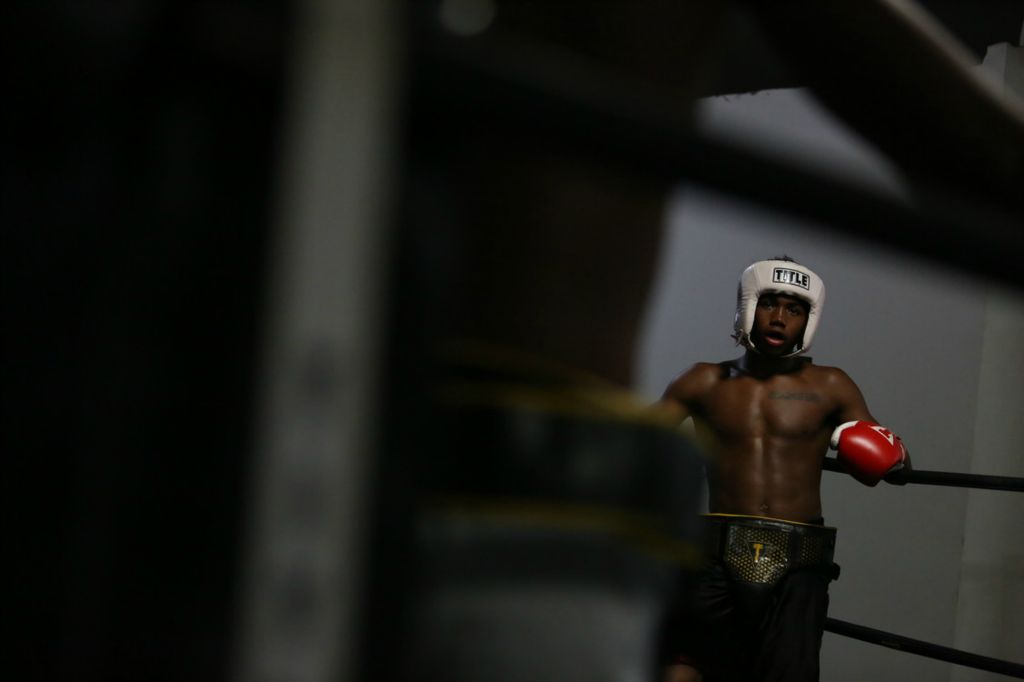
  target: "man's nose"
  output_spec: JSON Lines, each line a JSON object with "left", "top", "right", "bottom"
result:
{"left": 769, "top": 309, "right": 786, "bottom": 325}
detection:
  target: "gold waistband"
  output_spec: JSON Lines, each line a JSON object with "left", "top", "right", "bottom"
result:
{"left": 703, "top": 514, "right": 836, "bottom": 585}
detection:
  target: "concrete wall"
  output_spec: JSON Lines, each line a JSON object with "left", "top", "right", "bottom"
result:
{"left": 950, "top": 41, "right": 1024, "bottom": 682}
{"left": 951, "top": 289, "right": 1024, "bottom": 682}
{"left": 634, "top": 76, "right": 1022, "bottom": 680}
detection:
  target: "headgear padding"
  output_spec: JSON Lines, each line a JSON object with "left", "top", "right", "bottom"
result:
{"left": 733, "top": 260, "right": 825, "bottom": 357}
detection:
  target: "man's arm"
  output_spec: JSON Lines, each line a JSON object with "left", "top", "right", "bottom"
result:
{"left": 827, "top": 368, "right": 911, "bottom": 485}
{"left": 829, "top": 368, "right": 876, "bottom": 426}
{"left": 656, "top": 362, "right": 718, "bottom": 427}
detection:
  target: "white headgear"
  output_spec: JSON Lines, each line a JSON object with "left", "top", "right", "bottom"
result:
{"left": 733, "top": 259, "right": 825, "bottom": 357}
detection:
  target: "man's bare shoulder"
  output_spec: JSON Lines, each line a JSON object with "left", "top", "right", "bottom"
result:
{"left": 803, "top": 363, "right": 867, "bottom": 403}
{"left": 805, "top": 363, "right": 858, "bottom": 386}
{"left": 673, "top": 360, "right": 728, "bottom": 384}
{"left": 663, "top": 361, "right": 727, "bottom": 398}
{"left": 804, "top": 362, "right": 874, "bottom": 421}
{"left": 657, "top": 361, "right": 728, "bottom": 423}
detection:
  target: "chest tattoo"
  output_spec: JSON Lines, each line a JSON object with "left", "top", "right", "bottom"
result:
{"left": 768, "top": 390, "right": 822, "bottom": 403}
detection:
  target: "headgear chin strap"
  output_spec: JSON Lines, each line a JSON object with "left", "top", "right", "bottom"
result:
{"left": 733, "top": 260, "right": 825, "bottom": 357}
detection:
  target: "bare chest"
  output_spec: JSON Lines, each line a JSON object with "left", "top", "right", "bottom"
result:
{"left": 697, "top": 376, "right": 835, "bottom": 441}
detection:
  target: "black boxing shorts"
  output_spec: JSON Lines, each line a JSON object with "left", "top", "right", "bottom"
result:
{"left": 660, "top": 515, "right": 840, "bottom": 682}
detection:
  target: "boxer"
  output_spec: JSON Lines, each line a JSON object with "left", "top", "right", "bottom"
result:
{"left": 657, "top": 258, "right": 908, "bottom": 682}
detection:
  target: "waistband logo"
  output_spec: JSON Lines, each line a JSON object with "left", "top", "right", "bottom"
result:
{"left": 750, "top": 542, "right": 777, "bottom": 563}
{"left": 773, "top": 267, "right": 810, "bottom": 290}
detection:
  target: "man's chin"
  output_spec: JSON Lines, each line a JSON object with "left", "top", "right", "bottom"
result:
{"left": 755, "top": 341, "right": 795, "bottom": 356}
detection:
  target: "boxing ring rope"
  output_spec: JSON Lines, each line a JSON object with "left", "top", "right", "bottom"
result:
{"left": 824, "top": 618, "right": 1024, "bottom": 679}
{"left": 823, "top": 456, "right": 1024, "bottom": 676}
{"left": 822, "top": 457, "right": 1024, "bottom": 492}
{"left": 821, "top": 459, "right": 1024, "bottom": 676}
{"left": 410, "top": 22, "right": 1024, "bottom": 682}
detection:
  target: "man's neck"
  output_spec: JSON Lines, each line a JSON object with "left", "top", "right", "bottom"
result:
{"left": 734, "top": 351, "right": 808, "bottom": 377}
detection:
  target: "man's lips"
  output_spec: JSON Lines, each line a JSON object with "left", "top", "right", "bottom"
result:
{"left": 763, "top": 332, "right": 787, "bottom": 347}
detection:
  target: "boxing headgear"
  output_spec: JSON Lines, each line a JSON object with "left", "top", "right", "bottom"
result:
{"left": 733, "top": 260, "right": 825, "bottom": 357}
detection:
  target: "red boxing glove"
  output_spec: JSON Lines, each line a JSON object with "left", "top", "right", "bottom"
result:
{"left": 830, "top": 421, "right": 907, "bottom": 486}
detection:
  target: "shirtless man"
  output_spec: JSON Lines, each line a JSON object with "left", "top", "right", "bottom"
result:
{"left": 658, "top": 258, "right": 909, "bottom": 682}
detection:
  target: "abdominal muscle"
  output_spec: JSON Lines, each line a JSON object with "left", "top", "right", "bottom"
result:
{"left": 705, "top": 434, "right": 828, "bottom": 523}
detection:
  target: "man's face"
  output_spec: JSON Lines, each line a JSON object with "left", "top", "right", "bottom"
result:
{"left": 751, "top": 293, "right": 809, "bottom": 355}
